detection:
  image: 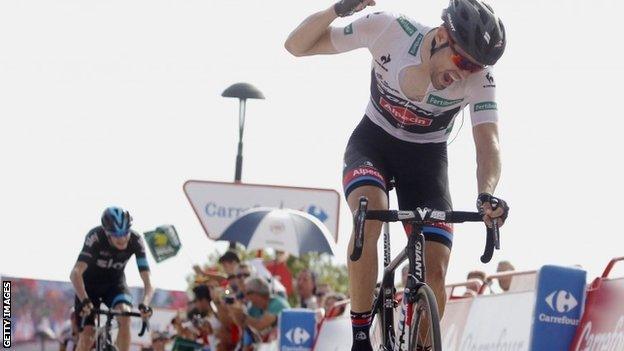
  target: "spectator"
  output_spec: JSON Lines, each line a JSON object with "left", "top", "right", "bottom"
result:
{"left": 229, "top": 262, "right": 255, "bottom": 299}
{"left": 191, "top": 284, "right": 218, "bottom": 346}
{"left": 463, "top": 270, "right": 486, "bottom": 297}
{"left": 229, "top": 277, "right": 290, "bottom": 340}
{"left": 296, "top": 269, "right": 318, "bottom": 309}
{"left": 322, "top": 292, "right": 347, "bottom": 316}
{"left": 265, "top": 251, "right": 294, "bottom": 296}
{"left": 144, "top": 331, "right": 169, "bottom": 351}
{"left": 497, "top": 260, "right": 515, "bottom": 292}
{"left": 316, "top": 283, "right": 332, "bottom": 301}
{"left": 219, "top": 250, "right": 241, "bottom": 277}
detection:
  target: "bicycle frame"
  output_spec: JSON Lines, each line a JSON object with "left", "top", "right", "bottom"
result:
{"left": 373, "top": 222, "right": 427, "bottom": 351}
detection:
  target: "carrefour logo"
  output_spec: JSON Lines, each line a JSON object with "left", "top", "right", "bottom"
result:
{"left": 538, "top": 290, "right": 581, "bottom": 326}
{"left": 306, "top": 205, "right": 328, "bottom": 223}
{"left": 285, "top": 327, "right": 311, "bottom": 345}
{"left": 545, "top": 290, "right": 578, "bottom": 313}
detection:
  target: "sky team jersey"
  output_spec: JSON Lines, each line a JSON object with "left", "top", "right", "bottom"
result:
{"left": 330, "top": 12, "right": 499, "bottom": 143}
{"left": 77, "top": 226, "right": 150, "bottom": 285}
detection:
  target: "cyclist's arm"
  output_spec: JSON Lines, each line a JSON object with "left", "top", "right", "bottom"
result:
{"left": 134, "top": 235, "right": 154, "bottom": 306}
{"left": 468, "top": 69, "right": 501, "bottom": 195}
{"left": 70, "top": 231, "right": 99, "bottom": 300}
{"left": 139, "top": 270, "right": 154, "bottom": 306}
{"left": 284, "top": 6, "right": 339, "bottom": 56}
{"left": 473, "top": 123, "right": 501, "bottom": 195}
{"left": 284, "top": 2, "right": 382, "bottom": 57}
{"left": 69, "top": 261, "right": 89, "bottom": 301}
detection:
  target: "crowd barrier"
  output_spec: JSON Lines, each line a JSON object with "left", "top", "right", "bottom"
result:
{"left": 276, "top": 259, "right": 623, "bottom": 351}
{"left": 570, "top": 257, "right": 624, "bottom": 351}
{"left": 442, "top": 265, "right": 587, "bottom": 351}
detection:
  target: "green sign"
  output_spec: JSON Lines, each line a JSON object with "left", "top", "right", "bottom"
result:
{"left": 474, "top": 101, "right": 498, "bottom": 112}
{"left": 344, "top": 23, "right": 353, "bottom": 35}
{"left": 144, "top": 225, "right": 182, "bottom": 263}
{"left": 427, "top": 94, "right": 464, "bottom": 107}
{"left": 409, "top": 34, "right": 424, "bottom": 56}
{"left": 397, "top": 16, "right": 417, "bottom": 36}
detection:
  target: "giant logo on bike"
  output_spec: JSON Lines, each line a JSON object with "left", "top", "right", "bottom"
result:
{"left": 379, "top": 97, "right": 432, "bottom": 126}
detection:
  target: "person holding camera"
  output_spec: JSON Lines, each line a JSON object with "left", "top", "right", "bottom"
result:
{"left": 228, "top": 277, "right": 290, "bottom": 343}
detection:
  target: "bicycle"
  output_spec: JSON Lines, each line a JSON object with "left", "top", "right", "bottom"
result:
{"left": 350, "top": 196, "right": 501, "bottom": 351}
{"left": 81, "top": 305, "right": 150, "bottom": 351}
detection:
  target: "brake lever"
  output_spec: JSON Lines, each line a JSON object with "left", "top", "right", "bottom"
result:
{"left": 138, "top": 318, "right": 150, "bottom": 337}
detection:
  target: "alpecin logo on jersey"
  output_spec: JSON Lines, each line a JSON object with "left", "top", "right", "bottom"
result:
{"left": 380, "top": 97, "right": 432, "bottom": 126}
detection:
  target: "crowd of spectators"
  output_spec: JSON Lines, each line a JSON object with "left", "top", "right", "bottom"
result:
{"left": 160, "top": 250, "right": 347, "bottom": 350}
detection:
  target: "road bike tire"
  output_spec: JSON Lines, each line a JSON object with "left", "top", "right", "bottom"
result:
{"left": 407, "top": 285, "right": 441, "bottom": 351}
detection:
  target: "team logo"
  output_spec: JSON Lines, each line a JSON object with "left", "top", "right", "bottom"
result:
{"left": 380, "top": 97, "right": 432, "bottom": 126}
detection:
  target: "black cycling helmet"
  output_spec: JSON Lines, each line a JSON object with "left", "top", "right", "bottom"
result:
{"left": 101, "top": 206, "right": 132, "bottom": 237}
{"left": 441, "top": 0, "right": 506, "bottom": 66}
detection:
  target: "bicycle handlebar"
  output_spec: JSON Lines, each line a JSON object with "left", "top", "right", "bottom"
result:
{"left": 80, "top": 308, "right": 150, "bottom": 337}
{"left": 350, "top": 196, "right": 501, "bottom": 263}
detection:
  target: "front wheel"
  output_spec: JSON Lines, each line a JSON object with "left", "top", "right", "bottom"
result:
{"left": 407, "top": 285, "right": 441, "bottom": 351}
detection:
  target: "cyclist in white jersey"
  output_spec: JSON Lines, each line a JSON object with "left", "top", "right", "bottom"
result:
{"left": 285, "top": 0, "right": 510, "bottom": 349}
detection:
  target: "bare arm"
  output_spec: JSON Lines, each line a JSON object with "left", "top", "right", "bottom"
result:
{"left": 473, "top": 123, "right": 501, "bottom": 195}
{"left": 284, "top": 6, "right": 339, "bottom": 56}
{"left": 69, "top": 262, "right": 89, "bottom": 301}
{"left": 284, "top": 0, "right": 375, "bottom": 56}
{"left": 139, "top": 270, "right": 154, "bottom": 306}
{"left": 246, "top": 313, "right": 277, "bottom": 331}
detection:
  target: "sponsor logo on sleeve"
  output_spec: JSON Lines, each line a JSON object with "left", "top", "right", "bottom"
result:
{"left": 344, "top": 23, "right": 353, "bottom": 35}
{"left": 474, "top": 101, "right": 498, "bottom": 112}
{"left": 409, "top": 33, "right": 424, "bottom": 56}
{"left": 427, "top": 94, "right": 464, "bottom": 107}
{"left": 397, "top": 16, "right": 417, "bottom": 36}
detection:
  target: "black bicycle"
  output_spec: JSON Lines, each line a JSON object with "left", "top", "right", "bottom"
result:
{"left": 81, "top": 306, "right": 149, "bottom": 351}
{"left": 350, "top": 196, "right": 501, "bottom": 351}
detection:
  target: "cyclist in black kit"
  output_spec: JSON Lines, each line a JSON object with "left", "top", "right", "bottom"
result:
{"left": 69, "top": 207, "right": 154, "bottom": 351}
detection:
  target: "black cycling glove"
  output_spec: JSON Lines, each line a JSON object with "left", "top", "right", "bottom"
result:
{"left": 334, "top": 0, "right": 363, "bottom": 17}
{"left": 138, "top": 303, "right": 153, "bottom": 316}
{"left": 476, "top": 193, "right": 510, "bottom": 222}
{"left": 78, "top": 297, "right": 93, "bottom": 317}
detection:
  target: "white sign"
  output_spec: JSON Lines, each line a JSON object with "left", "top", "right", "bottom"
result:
{"left": 183, "top": 180, "right": 341, "bottom": 241}
{"left": 458, "top": 292, "right": 535, "bottom": 351}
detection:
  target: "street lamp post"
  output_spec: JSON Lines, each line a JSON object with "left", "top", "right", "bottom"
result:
{"left": 222, "top": 82, "right": 265, "bottom": 183}
{"left": 222, "top": 83, "right": 264, "bottom": 249}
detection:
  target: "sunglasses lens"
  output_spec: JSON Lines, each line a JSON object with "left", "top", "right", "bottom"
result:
{"left": 452, "top": 54, "right": 482, "bottom": 73}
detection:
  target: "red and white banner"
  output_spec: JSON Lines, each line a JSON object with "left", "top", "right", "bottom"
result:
{"left": 570, "top": 257, "right": 624, "bottom": 351}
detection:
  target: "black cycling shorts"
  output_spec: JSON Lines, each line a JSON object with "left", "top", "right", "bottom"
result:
{"left": 74, "top": 282, "right": 133, "bottom": 330}
{"left": 343, "top": 116, "right": 454, "bottom": 248}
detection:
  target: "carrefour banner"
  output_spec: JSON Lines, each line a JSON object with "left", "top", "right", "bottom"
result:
{"left": 529, "top": 265, "right": 587, "bottom": 351}
{"left": 183, "top": 180, "right": 341, "bottom": 241}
